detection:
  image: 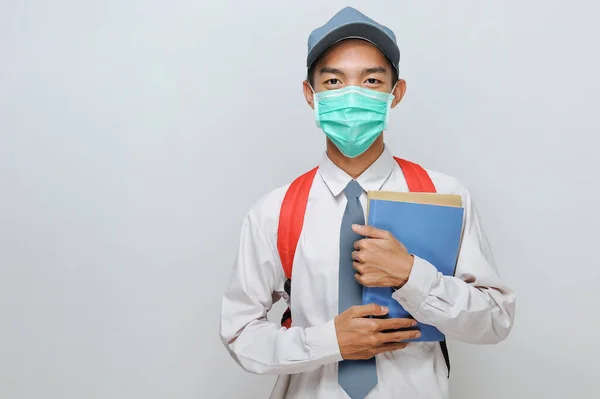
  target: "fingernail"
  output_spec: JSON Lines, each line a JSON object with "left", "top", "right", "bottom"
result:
{"left": 352, "top": 224, "right": 361, "bottom": 229}
{"left": 414, "top": 332, "right": 421, "bottom": 338}
{"left": 381, "top": 306, "right": 388, "bottom": 313}
{"left": 411, "top": 320, "right": 417, "bottom": 327}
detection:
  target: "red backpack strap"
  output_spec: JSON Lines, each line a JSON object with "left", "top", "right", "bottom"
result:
{"left": 277, "top": 167, "right": 319, "bottom": 280}
{"left": 277, "top": 167, "right": 318, "bottom": 329}
{"left": 393, "top": 156, "right": 436, "bottom": 193}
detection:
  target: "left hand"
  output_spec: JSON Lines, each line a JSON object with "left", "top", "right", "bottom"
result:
{"left": 351, "top": 224, "right": 415, "bottom": 288}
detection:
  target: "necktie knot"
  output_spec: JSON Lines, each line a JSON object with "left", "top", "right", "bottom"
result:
{"left": 344, "top": 180, "right": 363, "bottom": 199}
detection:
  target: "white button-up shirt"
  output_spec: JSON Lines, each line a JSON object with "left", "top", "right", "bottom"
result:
{"left": 219, "top": 146, "right": 516, "bottom": 399}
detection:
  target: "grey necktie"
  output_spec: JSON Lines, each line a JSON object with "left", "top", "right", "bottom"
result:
{"left": 338, "top": 180, "right": 378, "bottom": 399}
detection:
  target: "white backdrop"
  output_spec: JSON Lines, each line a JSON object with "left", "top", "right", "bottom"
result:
{"left": 1, "top": 1, "right": 599, "bottom": 398}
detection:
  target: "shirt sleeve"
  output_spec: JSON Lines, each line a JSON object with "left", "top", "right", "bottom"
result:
{"left": 391, "top": 188, "right": 516, "bottom": 344}
{"left": 219, "top": 211, "right": 343, "bottom": 375}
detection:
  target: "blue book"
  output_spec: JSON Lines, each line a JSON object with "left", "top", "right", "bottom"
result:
{"left": 363, "top": 196, "right": 464, "bottom": 342}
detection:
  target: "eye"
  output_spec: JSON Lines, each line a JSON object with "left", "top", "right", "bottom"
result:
{"left": 327, "top": 78, "right": 340, "bottom": 85}
{"left": 365, "top": 78, "right": 379, "bottom": 84}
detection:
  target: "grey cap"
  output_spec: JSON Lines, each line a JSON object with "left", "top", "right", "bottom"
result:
{"left": 306, "top": 6, "right": 400, "bottom": 72}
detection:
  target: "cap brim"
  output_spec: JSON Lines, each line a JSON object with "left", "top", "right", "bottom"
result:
{"left": 306, "top": 22, "right": 400, "bottom": 72}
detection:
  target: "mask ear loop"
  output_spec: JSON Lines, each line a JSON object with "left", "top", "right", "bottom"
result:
{"left": 309, "top": 83, "right": 322, "bottom": 128}
{"left": 383, "top": 81, "right": 398, "bottom": 130}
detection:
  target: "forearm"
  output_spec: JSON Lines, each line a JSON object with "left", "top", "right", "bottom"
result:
{"left": 219, "top": 210, "right": 340, "bottom": 374}
{"left": 393, "top": 257, "right": 515, "bottom": 344}
{"left": 220, "top": 313, "right": 341, "bottom": 375}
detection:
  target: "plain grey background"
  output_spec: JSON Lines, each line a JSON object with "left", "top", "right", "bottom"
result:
{"left": 1, "top": 0, "right": 599, "bottom": 398}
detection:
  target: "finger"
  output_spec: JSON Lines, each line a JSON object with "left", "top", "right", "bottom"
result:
{"left": 374, "top": 318, "right": 418, "bottom": 331}
{"left": 353, "top": 238, "right": 374, "bottom": 251}
{"left": 378, "top": 329, "right": 422, "bottom": 344}
{"left": 354, "top": 272, "right": 368, "bottom": 286}
{"left": 355, "top": 238, "right": 388, "bottom": 251}
{"left": 351, "top": 251, "right": 368, "bottom": 263}
{"left": 352, "top": 262, "right": 365, "bottom": 274}
{"left": 354, "top": 272, "right": 380, "bottom": 287}
{"left": 352, "top": 224, "right": 392, "bottom": 239}
{"left": 349, "top": 303, "right": 389, "bottom": 318}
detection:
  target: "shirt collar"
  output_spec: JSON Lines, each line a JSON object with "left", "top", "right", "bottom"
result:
{"left": 317, "top": 145, "right": 396, "bottom": 197}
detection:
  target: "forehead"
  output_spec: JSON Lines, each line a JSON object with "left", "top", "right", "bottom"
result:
{"left": 315, "top": 39, "right": 390, "bottom": 70}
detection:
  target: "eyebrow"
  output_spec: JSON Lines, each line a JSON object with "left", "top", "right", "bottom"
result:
{"left": 363, "top": 66, "right": 387, "bottom": 75}
{"left": 318, "top": 66, "right": 387, "bottom": 76}
{"left": 319, "top": 67, "right": 345, "bottom": 76}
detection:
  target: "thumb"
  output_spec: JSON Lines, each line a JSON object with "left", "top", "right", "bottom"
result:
{"left": 352, "top": 224, "right": 391, "bottom": 239}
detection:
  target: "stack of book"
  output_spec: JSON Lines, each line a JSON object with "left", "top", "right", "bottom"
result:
{"left": 363, "top": 190, "right": 464, "bottom": 342}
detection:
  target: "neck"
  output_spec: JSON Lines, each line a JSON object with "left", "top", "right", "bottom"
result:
{"left": 326, "top": 135, "right": 385, "bottom": 179}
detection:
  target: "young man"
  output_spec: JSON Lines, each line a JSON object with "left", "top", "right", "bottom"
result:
{"left": 219, "top": 6, "right": 515, "bottom": 399}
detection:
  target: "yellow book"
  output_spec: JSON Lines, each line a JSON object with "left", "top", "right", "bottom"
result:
{"left": 366, "top": 190, "right": 462, "bottom": 219}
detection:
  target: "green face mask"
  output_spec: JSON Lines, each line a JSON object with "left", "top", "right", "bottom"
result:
{"left": 313, "top": 85, "right": 395, "bottom": 158}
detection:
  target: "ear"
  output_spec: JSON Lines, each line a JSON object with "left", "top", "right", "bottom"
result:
{"left": 390, "top": 79, "right": 407, "bottom": 108}
{"left": 303, "top": 80, "right": 315, "bottom": 109}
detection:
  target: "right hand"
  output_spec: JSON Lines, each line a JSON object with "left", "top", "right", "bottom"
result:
{"left": 334, "top": 304, "right": 421, "bottom": 360}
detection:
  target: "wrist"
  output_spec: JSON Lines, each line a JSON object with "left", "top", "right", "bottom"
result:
{"left": 392, "top": 254, "right": 414, "bottom": 288}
